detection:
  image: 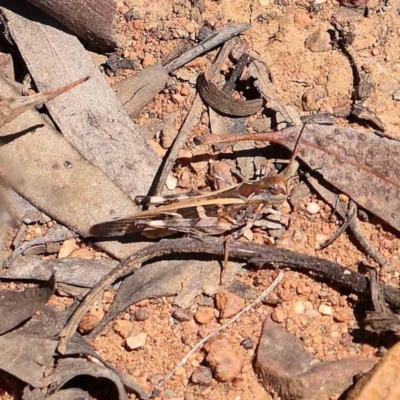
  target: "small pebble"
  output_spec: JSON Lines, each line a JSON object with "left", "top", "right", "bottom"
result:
{"left": 305, "top": 29, "right": 331, "bottom": 53}
{"left": 78, "top": 313, "right": 99, "bottom": 334}
{"left": 241, "top": 338, "right": 254, "bottom": 350}
{"left": 319, "top": 304, "right": 333, "bottom": 316}
{"left": 294, "top": 12, "right": 311, "bottom": 29}
{"left": 194, "top": 307, "right": 215, "bottom": 325}
{"left": 148, "top": 373, "right": 164, "bottom": 385}
{"left": 58, "top": 238, "right": 78, "bottom": 258}
{"left": 71, "top": 248, "right": 93, "bottom": 260}
{"left": 165, "top": 174, "right": 177, "bottom": 191}
{"left": 172, "top": 308, "right": 192, "bottom": 322}
{"left": 113, "top": 320, "right": 133, "bottom": 339}
{"left": 206, "top": 341, "right": 243, "bottom": 382}
{"left": 315, "top": 234, "right": 328, "bottom": 245}
{"left": 393, "top": 89, "right": 400, "bottom": 101}
{"left": 293, "top": 301, "right": 306, "bottom": 315}
{"left": 302, "top": 88, "right": 326, "bottom": 111}
{"left": 160, "top": 389, "right": 178, "bottom": 399}
{"left": 142, "top": 53, "right": 155, "bottom": 67}
{"left": 262, "top": 293, "right": 280, "bottom": 306}
{"left": 271, "top": 309, "right": 286, "bottom": 323}
{"left": 215, "top": 291, "right": 245, "bottom": 319}
{"left": 171, "top": 93, "right": 184, "bottom": 104}
{"left": 125, "top": 332, "right": 147, "bottom": 350}
{"left": 191, "top": 366, "right": 213, "bottom": 386}
{"left": 306, "top": 202, "right": 320, "bottom": 214}
{"left": 135, "top": 308, "right": 149, "bottom": 321}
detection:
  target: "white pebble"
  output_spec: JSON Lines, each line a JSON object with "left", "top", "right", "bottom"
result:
{"left": 307, "top": 202, "right": 320, "bottom": 214}
{"left": 125, "top": 332, "right": 147, "bottom": 350}
{"left": 319, "top": 304, "right": 333, "bottom": 316}
{"left": 165, "top": 174, "right": 177, "bottom": 191}
{"left": 294, "top": 301, "right": 306, "bottom": 315}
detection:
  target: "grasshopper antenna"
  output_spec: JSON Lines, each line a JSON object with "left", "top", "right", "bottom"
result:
{"left": 282, "top": 122, "right": 306, "bottom": 180}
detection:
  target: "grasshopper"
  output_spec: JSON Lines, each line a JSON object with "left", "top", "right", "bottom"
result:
{"left": 90, "top": 125, "right": 305, "bottom": 240}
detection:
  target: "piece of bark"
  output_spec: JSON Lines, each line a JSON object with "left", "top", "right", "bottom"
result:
{"left": 346, "top": 341, "right": 400, "bottom": 400}
{"left": 113, "top": 64, "right": 170, "bottom": 118}
{"left": 0, "top": 76, "right": 139, "bottom": 259}
{"left": 196, "top": 124, "right": 400, "bottom": 233}
{"left": 248, "top": 60, "right": 293, "bottom": 124}
{"left": 363, "top": 267, "right": 400, "bottom": 335}
{"left": 27, "top": 0, "right": 121, "bottom": 50}
{"left": 0, "top": 274, "right": 55, "bottom": 335}
{"left": 2, "top": 3, "right": 159, "bottom": 199}
{"left": 1, "top": 256, "right": 118, "bottom": 289}
{"left": 255, "top": 318, "right": 374, "bottom": 400}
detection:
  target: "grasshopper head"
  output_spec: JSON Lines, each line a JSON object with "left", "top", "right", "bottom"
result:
{"left": 254, "top": 174, "right": 288, "bottom": 206}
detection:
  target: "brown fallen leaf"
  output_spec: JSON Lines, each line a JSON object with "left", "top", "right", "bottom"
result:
{"left": 195, "top": 124, "right": 400, "bottom": 233}
{"left": 0, "top": 274, "right": 55, "bottom": 335}
{"left": 0, "top": 76, "right": 89, "bottom": 129}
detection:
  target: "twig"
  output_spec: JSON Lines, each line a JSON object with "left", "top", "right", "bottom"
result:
{"left": 160, "top": 40, "right": 192, "bottom": 67}
{"left": 164, "top": 24, "right": 249, "bottom": 73}
{"left": 153, "top": 270, "right": 284, "bottom": 393}
{"left": 318, "top": 201, "right": 357, "bottom": 249}
{"left": 306, "top": 176, "right": 389, "bottom": 267}
{"left": 3, "top": 228, "right": 78, "bottom": 269}
{"left": 154, "top": 95, "right": 203, "bottom": 196}
{"left": 57, "top": 237, "right": 400, "bottom": 354}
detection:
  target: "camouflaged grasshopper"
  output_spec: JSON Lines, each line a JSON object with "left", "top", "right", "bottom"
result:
{"left": 90, "top": 125, "right": 305, "bottom": 240}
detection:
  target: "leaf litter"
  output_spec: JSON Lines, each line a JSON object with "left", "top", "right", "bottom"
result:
{"left": 0, "top": 1, "right": 399, "bottom": 399}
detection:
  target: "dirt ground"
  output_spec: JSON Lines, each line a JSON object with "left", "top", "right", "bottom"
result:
{"left": 2, "top": 0, "right": 400, "bottom": 399}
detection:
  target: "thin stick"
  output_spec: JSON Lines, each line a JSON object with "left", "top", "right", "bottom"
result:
{"left": 164, "top": 24, "right": 249, "bottom": 73}
{"left": 153, "top": 271, "right": 284, "bottom": 393}
{"left": 307, "top": 177, "right": 389, "bottom": 267}
{"left": 318, "top": 201, "right": 357, "bottom": 249}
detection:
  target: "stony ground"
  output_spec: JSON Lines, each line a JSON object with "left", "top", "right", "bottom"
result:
{"left": 2, "top": 0, "right": 400, "bottom": 399}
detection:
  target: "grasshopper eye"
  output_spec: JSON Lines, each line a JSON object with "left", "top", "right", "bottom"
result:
{"left": 268, "top": 184, "right": 285, "bottom": 196}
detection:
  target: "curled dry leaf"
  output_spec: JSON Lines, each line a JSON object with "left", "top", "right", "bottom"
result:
{"left": 197, "top": 69, "right": 263, "bottom": 117}
{"left": 46, "top": 358, "right": 128, "bottom": 400}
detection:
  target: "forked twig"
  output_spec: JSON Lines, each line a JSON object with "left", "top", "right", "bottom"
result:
{"left": 152, "top": 271, "right": 284, "bottom": 393}
{"left": 318, "top": 201, "right": 357, "bottom": 249}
